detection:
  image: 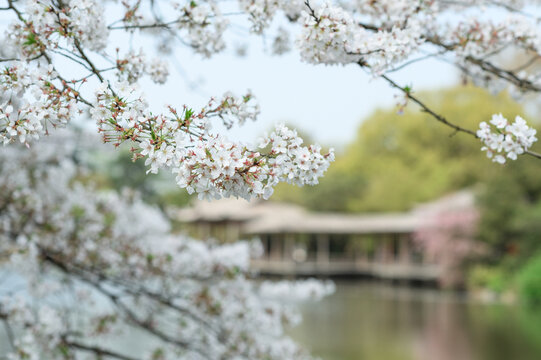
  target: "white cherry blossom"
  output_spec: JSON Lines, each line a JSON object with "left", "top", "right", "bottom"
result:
{"left": 0, "top": 132, "right": 333, "bottom": 360}
{"left": 478, "top": 114, "right": 537, "bottom": 163}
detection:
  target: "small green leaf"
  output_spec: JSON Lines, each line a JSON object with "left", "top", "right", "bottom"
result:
{"left": 23, "top": 33, "right": 37, "bottom": 46}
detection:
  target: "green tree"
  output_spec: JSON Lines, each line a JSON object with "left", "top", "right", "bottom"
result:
{"left": 477, "top": 157, "right": 541, "bottom": 263}
{"left": 88, "top": 146, "right": 192, "bottom": 208}
{"left": 276, "top": 85, "right": 533, "bottom": 213}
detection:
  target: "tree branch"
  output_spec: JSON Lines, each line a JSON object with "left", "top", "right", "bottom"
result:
{"left": 379, "top": 72, "right": 478, "bottom": 137}
{"left": 40, "top": 250, "right": 213, "bottom": 357}
{"left": 63, "top": 340, "right": 141, "bottom": 360}
{"left": 375, "top": 70, "right": 541, "bottom": 160}
{"left": 357, "top": 22, "right": 541, "bottom": 93}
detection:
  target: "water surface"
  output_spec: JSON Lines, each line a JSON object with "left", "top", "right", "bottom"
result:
{"left": 290, "top": 281, "right": 541, "bottom": 360}
{"left": 2, "top": 280, "right": 541, "bottom": 360}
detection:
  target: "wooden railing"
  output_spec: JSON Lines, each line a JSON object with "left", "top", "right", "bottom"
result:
{"left": 250, "top": 259, "right": 441, "bottom": 281}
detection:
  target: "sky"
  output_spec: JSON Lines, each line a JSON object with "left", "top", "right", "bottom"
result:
{"left": 145, "top": 42, "right": 459, "bottom": 150}
{"left": 133, "top": 3, "right": 541, "bottom": 150}
{"left": 0, "top": 3, "right": 460, "bottom": 151}
{"left": 117, "top": 3, "right": 463, "bottom": 151}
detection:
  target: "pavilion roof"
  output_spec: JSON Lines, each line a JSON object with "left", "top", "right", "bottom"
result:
{"left": 243, "top": 212, "right": 422, "bottom": 235}
{"left": 173, "top": 190, "right": 475, "bottom": 235}
{"left": 175, "top": 198, "right": 306, "bottom": 223}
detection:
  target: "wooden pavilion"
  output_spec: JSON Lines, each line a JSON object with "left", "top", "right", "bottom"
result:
{"left": 174, "top": 191, "right": 475, "bottom": 282}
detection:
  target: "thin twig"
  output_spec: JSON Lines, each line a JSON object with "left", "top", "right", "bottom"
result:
{"left": 64, "top": 340, "right": 140, "bottom": 360}
{"left": 375, "top": 70, "right": 541, "bottom": 161}
{"left": 378, "top": 72, "right": 478, "bottom": 137}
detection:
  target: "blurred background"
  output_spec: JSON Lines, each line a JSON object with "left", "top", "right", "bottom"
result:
{"left": 3, "top": 3, "right": 541, "bottom": 359}
{"left": 4, "top": 4, "right": 541, "bottom": 356}
{"left": 80, "top": 83, "right": 541, "bottom": 360}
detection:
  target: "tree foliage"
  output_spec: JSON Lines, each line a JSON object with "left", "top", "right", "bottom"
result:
{"left": 4, "top": 0, "right": 541, "bottom": 356}
{"left": 0, "top": 132, "right": 334, "bottom": 360}
{"left": 275, "top": 86, "right": 533, "bottom": 212}
{"left": 477, "top": 156, "right": 541, "bottom": 262}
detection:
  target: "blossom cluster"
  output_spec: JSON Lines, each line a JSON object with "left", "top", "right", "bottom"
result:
{"left": 91, "top": 82, "right": 333, "bottom": 200}
{"left": 233, "top": 0, "right": 307, "bottom": 33}
{"left": 477, "top": 113, "right": 537, "bottom": 164}
{"left": 342, "top": 0, "right": 437, "bottom": 26}
{"left": 445, "top": 16, "right": 541, "bottom": 59}
{"left": 0, "top": 132, "right": 333, "bottom": 360}
{"left": 0, "top": 62, "right": 77, "bottom": 145}
{"left": 439, "top": 14, "right": 541, "bottom": 99}
{"left": 9, "top": 0, "right": 108, "bottom": 57}
{"left": 117, "top": 49, "right": 170, "bottom": 84}
{"left": 297, "top": 2, "right": 424, "bottom": 74}
{"left": 238, "top": 0, "right": 281, "bottom": 33}
{"left": 172, "top": 123, "right": 333, "bottom": 200}
{"left": 176, "top": 0, "right": 307, "bottom": 45}
{"left": 147, "top": 58, "right": 170, "bottom": 84}
{"left": 297, "top": 3, "right": 360, "bottom": 65}
{"left": 176, "top": 2, "right": 229, "bottom": 57}
{"left": 272, "top": 27, "right": 292, "bottom": 55}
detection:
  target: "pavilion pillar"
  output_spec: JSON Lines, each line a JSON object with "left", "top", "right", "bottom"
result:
{"left": 270, "top": 234, "right": 282, "bottom": 261}
{"left": 375, "top": 235, "right": 385, "bottom": 263}
{"left": 378, "top": 235, "right": 392, "bottom": 264}
{"left": 226, "top": 222, "right": 241, "bottom": 243}
{"left": 387, "top": 236, "right": 395, "bottom": 263}
{"left": 198, "top": 222, "right": 211, "bottom": 240}
{"left": 284, "top": 233, "right": 294, "bottom": 262}
{"left": 399, "top": 235, "right": 411, "bottom": 264}
{"left": 354, "top": 235, "right": 364, "bottom": 263}
{"left": 317, "top": 234, "right": 329, "bottom": 265}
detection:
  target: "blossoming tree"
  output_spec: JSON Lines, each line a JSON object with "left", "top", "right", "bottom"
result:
{"left": 2, "top": 0, "right": 541, "bottom": 358}
{"left": 414, "top": 206, "right": 483, "bottom": 288}
{"left": 2, "top": 0, "right": 541, "bottom": 195}
{"left": 0, "top": 133, "right": 335, "bottom": 359}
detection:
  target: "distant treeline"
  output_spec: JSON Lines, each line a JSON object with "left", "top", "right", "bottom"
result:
{"left": 273, "top": 85, "right": 541, "bottom": 300}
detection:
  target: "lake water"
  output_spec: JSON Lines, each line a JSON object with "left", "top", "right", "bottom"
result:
{"left": 290, "top": 281, "right": 541, "bottom": 360}
{"left": 2, "top": 280, "right": 541, "bottom": 359}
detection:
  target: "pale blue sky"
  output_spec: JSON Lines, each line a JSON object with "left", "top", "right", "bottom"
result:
{"left": 122, "top": 3, "right": 461, "bottom": 150}
{"left": 0, "top": 3, "right": 460, "bottom": 150}
{"left": 141, "top": 41, "right": 459, "bottom": 149}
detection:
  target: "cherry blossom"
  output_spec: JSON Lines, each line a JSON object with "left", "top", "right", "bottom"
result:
{"left": 3, "top": 0, "right": 541, "bottom": 357}
{"left": 0, "top": 131, "right": 333, "bottom": 360}
{"left": 0, "top": 62, "right": 77, "bottom": 145}
{"left": 477, "top": 113, "right": 537, "bottom": 163}
{"left": 91, "top": 81, "right": 333, "bottom": 200}
{"left": 1, "top": 0, "right": 540, "bottom": 181}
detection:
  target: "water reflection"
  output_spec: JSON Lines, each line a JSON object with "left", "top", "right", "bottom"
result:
{"left": 289, "top": 281, "right": 541, "bottom": 360}
{"left": 2, "top": 281, "right": 541, "bottom": 359}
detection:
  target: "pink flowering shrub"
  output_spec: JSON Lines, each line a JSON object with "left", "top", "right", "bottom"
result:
{"left": 415, "top": 207, "right": 484, "bottom": 288}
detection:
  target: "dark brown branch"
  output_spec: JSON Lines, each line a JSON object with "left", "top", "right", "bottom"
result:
{"left": 304, "top": 0, "right": 320, "bottom": 24}
{"left": 41, "top": 250, "right": 211, "bottom": 357}
{"left": 379, "top": 72, "right": 478, "bottom": 137}
{"left": 73, "top": 40, "right": 105, "bottom": 83}
{"left": 357, "top": 22, "right": 541, "bottom": 93}
{"left": 64, "top": 340, "right": 141, "bottom": 360}
{"left": 108, "top": 19, "right": 180, "bottom": 30}
{"left": 375, "top": 70, "right": 541, "bottom": 160}
{"left": 7, "top": 0, "right": 25, "bottom": 22}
